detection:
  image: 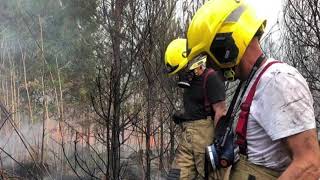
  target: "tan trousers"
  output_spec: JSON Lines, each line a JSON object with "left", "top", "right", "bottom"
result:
{"left": 228, "top": 155, "right": 281, "bottom": 180}
{"left": 171, "top": 118, "right": 225, "bottom": 180}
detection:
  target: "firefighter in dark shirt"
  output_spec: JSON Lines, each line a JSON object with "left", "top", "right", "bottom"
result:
{"left": 165, "top": 38, "right": 227, "bottom": 180}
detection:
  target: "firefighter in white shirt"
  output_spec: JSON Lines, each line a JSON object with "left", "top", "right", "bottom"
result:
{"left": 186, "top": 0, "right": 320, "bottom": 179}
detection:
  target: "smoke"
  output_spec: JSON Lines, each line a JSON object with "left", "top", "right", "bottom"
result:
{"left": 0, "top": 114, "right": 100, "bottom": 179}
{"left": 0, "top": 117, "right": 56, "bottom": 163}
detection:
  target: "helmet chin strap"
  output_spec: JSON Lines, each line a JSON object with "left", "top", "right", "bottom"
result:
{"left": 223, "top": 53, "right": 265, "bottom": 82}
{"left": 224, "top": 69, "right": 236, "bottom": 81}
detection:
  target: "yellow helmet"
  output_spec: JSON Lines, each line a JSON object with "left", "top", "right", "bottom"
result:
{"left": 165, "top": 38, "right": 188, "bottom": 76}
{"left": 187, "top": 0, "right": 266, "bottom": 69}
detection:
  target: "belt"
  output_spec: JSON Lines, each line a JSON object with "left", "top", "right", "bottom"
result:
{"left": 183, "top": 116, "right": 212, "bottom": 122}
{"left": 231, "top": 154, "right": 282, "bottom": 179}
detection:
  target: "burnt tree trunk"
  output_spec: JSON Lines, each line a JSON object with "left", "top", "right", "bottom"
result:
{"left": 169, "top": 120, "right": 175, "bottom": 163}
{"left": 110, "top": 0, "right": 126, "bottom": 179}
{"left": 159, "top": 104, "right": 164, "bottom": 170}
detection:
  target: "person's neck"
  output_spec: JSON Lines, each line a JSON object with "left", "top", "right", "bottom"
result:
{"left": 197, "top": 67, "right": 206, "bottom": 76}
{"left": 239, "top": 40, "right": 266, "bottom": 80}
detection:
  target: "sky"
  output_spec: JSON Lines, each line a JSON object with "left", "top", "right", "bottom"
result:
{"left": 245, "top": 0, "right": 283, "bottom": 32}
{"left": 177, "top": 0, "right": 284, "bottom": 35}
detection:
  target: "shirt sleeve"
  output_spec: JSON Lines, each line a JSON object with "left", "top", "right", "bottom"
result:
{"left": 251, "top": 69, "right": 316, "bottom": 141}
{"left": 206, "top": 72, "right": 226, "bottom": 104}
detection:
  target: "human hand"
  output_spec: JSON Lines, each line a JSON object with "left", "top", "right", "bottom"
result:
{"left": 172, "top": 111, "right": 185, "bottom": 124}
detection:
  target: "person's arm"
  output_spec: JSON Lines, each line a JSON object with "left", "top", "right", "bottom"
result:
{"left": 279, "top": 129, "right": 320, "bottom": 180}
{"left": 206, "top": 70, "right": 226, "bottom": 126}
{"left": 211, "top": 101, "right": 227, "bottom": 126}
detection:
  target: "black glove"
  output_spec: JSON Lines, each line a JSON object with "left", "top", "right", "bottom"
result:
{"left": 172, "top": 111, "right": 186, "bottom": 124}
{"left": 167, "top": 168, "right": 180, "bottom": 180}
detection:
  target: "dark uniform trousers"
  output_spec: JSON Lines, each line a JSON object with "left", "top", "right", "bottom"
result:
{"left": 171, "top": 117, "right": 225, "bottom": 180}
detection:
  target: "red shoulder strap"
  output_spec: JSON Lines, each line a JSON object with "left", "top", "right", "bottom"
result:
{"left": 244, "top": 61, "right": 281, "bottom": 106}
{"left": 203, "top": 68, "right": 215, "bottom": 111}
{"left": 236, "top": 61, "right": 281, "bottom": 154}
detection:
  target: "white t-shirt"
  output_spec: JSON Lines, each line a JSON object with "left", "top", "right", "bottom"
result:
{"left": 238, "top": 58, "right": 316, "bottom": 171}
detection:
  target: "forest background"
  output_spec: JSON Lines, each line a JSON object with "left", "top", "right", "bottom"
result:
{"left": 0, "top": 0, "right": 319, "bottom": 179}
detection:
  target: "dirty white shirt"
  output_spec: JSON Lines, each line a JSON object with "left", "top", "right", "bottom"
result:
{"left": 240, "top": 58, "right": 316, "bottom": 171}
